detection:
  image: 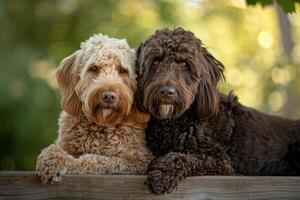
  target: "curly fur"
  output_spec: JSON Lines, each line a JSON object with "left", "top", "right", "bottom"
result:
{"left": 36, "top": 34, "right": 152, "bottom": 184}
{"left": 136, "top": 28, "right": 300, "bottom": 194}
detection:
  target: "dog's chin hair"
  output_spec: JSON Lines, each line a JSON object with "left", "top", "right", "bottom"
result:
{"left": 102, "top": 109, "right": 112, "bottom": 118}
{"left": 159, "top": 104, "right": 174, "bottom": 119}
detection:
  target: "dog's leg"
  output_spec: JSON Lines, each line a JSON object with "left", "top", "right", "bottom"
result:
{"left": 36, "top": 144, "right": 77, "bottom": 184}
{"left": 75, "top": 154, "right": 149, "bottom": 175}
{"left": 146, "top": 152, "right": 233, "bottom": 194}
{"left": 260, "top": 139, "right": 300, "bottom": 175}
{"left": 146, "top": 152, "right": 197, "bottom": 194}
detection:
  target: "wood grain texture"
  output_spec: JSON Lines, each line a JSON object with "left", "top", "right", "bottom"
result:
{"left": 0, "top": 171, "right": 300, "bottom": 200}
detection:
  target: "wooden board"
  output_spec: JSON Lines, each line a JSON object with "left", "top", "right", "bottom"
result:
{"left": 0, "top": 171, "right": 300, "bottom": 200}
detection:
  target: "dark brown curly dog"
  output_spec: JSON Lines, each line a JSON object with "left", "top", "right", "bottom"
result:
{"left": 135, "top": 27, "right": 300, "bottom": 194}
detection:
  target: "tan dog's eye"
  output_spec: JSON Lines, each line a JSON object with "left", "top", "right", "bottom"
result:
{"left": 119, "top": 68, "right": 128, "bottom": 74}
{"left": 89, "top": 65, "right": 98, "bottom": 73}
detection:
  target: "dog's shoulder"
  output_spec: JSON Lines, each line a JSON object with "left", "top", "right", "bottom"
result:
{"left": 56, "top": 112, "right": 82, "bottom": 156}
{"left": 219, "top": 91, "right": 239, "bottom": 108}
{"left": 57, "top": 111, "right": 83, "bottom": 142}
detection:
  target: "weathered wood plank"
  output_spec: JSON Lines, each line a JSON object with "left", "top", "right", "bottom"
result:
{"left": 0, "top": 171, "right": 300, "bottom": 200}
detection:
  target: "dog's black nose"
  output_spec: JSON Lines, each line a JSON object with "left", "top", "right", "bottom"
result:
{"left": 102, "top": 91, "right": 117, "bottom": 103}
{"left": 159, "top": 86, "right": 176, "bottom": 98}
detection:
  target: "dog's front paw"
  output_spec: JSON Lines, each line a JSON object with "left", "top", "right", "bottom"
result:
{"left": 147, "top": 152, "right": 191, "bottom": 194}
{"left": 38, "top": 168, "right": 64, "bottom": 184}
{"left": 147, "top": 169, "right": 179, "bottom": 194}
{"left": 36, "top": 144, "right": 72, "bottom": 184}
{"left": 36, "top": 160, "right": 67, "bottom": 184}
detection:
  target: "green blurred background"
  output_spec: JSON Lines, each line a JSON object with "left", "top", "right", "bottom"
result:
{"left": 0, "top": 0, "right": 300, "bottom": 170}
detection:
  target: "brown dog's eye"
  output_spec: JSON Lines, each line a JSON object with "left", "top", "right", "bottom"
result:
{"left": 89, "top": 65, "right": 98, "bottom": 73}
{"left": 153, "top": 60, "right": 160, "bottom": 65}
{"left": 181, "top": 61, "right": 188, "bottom": 69}
{"left": 181, "top": 61, "right": 192, "bottom": 72}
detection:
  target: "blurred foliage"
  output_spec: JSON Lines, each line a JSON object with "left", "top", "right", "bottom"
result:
{"left": 246, "top": 0, "right": 300, "bottom": 13}
{"left": 0, "top": 0, "right": 300, "bottom": 170}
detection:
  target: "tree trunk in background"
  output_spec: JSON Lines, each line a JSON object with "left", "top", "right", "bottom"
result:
{"left": 275, "top": 2, "right": 293, "bottom": 57}
{"left": 274, "top": 1, "right": 294, "bottom": 117}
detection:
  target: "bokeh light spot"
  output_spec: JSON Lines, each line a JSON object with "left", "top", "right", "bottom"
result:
{"left": 257, "top": 31, "right": 273, "bottom": 49}
{"left": 268, "top": 90, "right": 287, "bottom": 112}
{"left": 28, "top": 59, "right": 57, "bottom": 88}
{"left": 271, "top": 66, "right": 293, "bottom": 85}
{"left": 227, "top": 69, "right": 243, "bottom": 86}
{"left": 229, "top": 0, "right": 246, "bottom": 8}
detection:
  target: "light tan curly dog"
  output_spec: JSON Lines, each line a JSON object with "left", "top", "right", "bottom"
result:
{"left": 36, "top": 34, "right": 153, "bottom": 184}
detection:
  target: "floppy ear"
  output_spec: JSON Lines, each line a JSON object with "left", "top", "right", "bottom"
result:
{"left": 130, "top": 104, "right": 150, "bottom": 124}
{"left": 56, "top": 51, "right": 82, "bottom": 116}
{"left": 195, "top": 46, "right": 225, "bottom": 118}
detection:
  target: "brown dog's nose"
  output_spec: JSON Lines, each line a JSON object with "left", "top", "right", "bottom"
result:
{"left": 102, "top": 91, "right": 117, "bottom": 103}
{"left": 159, "top": 86, "right": 176, "bottom": 98}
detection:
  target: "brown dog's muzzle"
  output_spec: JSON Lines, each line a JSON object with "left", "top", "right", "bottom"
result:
{"left": 158, "top": 85, "right": 177, "bottom": 100}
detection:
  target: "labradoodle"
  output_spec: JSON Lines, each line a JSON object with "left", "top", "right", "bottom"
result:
{"left": 36, "top": 34, "right": 152, "bottom": 184}
{"left": 135, "top": 27, "right": 300, "bottom": 194}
